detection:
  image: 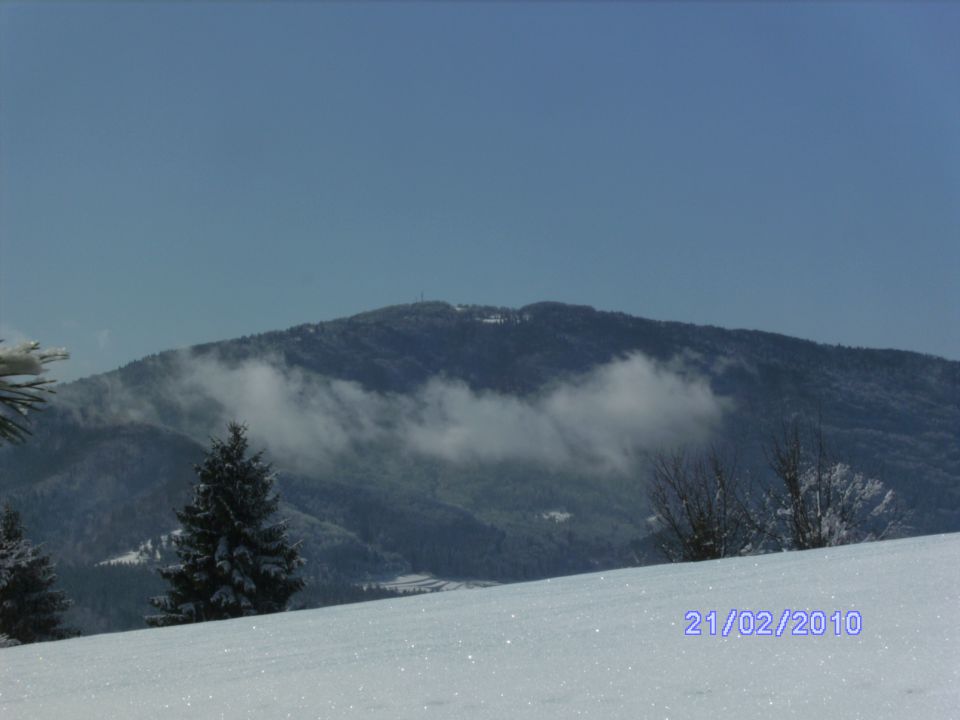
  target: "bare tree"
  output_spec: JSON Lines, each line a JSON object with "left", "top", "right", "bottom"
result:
{"left": 646, "top": 445, "right": 756, "bottom": 562}
{"left": 764, "top": 419, "right": 901, "bottom": 550}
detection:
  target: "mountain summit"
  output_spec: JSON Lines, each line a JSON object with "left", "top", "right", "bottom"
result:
{"left": 1, "top": 302, "right": 957, "bottom": 633}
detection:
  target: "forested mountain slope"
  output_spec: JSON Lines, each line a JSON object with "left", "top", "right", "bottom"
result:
{"left": 1, "top": 302, "right": 957, "bottom": 632}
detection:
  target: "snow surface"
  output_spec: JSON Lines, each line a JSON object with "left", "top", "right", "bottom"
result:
{"left": 2, "top": 533, "right": 958, "bottom": 719}
{"left": 540, "top": 510, "right": 573, "bottom": 523}
{"left": 97, "top": 530, "right": 180, "bottom": 567}
{"left": 376, "top": 573, "right": 500, "bottom": 593}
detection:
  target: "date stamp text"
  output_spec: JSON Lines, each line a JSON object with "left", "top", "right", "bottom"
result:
{"left": 683, "top": 609, "right": 862, "bottom": 637}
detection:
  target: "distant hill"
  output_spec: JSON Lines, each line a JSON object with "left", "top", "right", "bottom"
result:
{"left": 1, "top": 301, "right": 958, "bottom": 633}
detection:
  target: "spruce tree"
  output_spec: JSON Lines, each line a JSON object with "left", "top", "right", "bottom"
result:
{"left": 0, "top": 340, "right": 69, "bottom": 444}
{"left": 147, "top": 422, "right": 304, "bottom": 627}
{"left": 0, "top": 503, "right": 75, "bottom": 644}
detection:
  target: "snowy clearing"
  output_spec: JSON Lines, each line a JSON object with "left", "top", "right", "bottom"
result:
{"left": 540, "top": 510, "right": 572, "bottom": 523}
{"left": 97, "top": 530, "right": 180, "bottom": 567}
{"left": 2, "top": 533, "right": 958, "bottom": 719}
{"left": 374, "top": 573, "right": 500, "bottom": 593}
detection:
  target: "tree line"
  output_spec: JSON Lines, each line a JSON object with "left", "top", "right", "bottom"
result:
{"left": 643, "top": 418, "right": 903, "bottom": 563}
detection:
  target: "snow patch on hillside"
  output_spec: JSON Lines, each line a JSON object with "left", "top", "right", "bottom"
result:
{"left": 374, "top": 573, "right": 500, "bottom": 593}
{"left": 96, "top": 530, "right": 180, "bottom": 567}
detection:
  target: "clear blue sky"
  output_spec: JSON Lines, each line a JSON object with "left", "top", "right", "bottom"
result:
{"left": 1, "top": 2, "right": 958, "bottom": 381}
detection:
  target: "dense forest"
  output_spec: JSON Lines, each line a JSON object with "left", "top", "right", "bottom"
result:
{"left": 1, "top": 302, "right": 957, "bottom": 634}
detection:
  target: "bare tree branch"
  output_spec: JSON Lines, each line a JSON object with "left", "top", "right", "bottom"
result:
{"left": 646, "top": 445, "right": 757, "bottom": 562}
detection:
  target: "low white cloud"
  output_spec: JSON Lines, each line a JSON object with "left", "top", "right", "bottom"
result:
{"left": 401, "top": 355, "right": 725, "bottom": 473}
{"left": 66, "top": 350, "right": 729, "bottom": 475}
{"left": 96, "top": 329, "right": 112, "bottom": 351}
{"left": 173, "top": 357, "right": 395, "bottom": 465}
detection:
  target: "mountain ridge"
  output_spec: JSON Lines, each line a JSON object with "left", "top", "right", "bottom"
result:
{"left": 1, "top": 301, "right": 957, "bottom": 633}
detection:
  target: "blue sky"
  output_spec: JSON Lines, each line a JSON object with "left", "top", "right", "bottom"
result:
{"left": 1, "top": 2, "right": 958, "bottom": 381}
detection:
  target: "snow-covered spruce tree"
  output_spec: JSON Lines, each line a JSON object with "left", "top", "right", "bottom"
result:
{"left": 147, "top": 423, "right": 304, "bottom": 627}
{"left": 0, "top": 503, "right": 76, "bottom": 644}
{"left": 0, "top": 340, "right": 69, "bottom": 444}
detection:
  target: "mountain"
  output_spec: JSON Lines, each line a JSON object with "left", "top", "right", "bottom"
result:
{"left": 2, "top": 532, "right": 957, "bottom": 719}
{"left": 0, "top": 301, "right": 958, "bottom": 633}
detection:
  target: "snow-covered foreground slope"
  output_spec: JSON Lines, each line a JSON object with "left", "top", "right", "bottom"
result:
{"left": 2, "top": 534, "right": 958, "bottom": 719}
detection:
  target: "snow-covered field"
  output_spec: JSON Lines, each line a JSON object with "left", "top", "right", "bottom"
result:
{"left": 375, "top": 573, "right": 500, "bottom": 593}
{"left": 2, "top": 533, "right": 958, "bottom": 719}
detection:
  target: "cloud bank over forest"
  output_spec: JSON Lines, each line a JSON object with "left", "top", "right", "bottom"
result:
{"left": 67, "top": 352, "right": 729, "bottom": 475}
